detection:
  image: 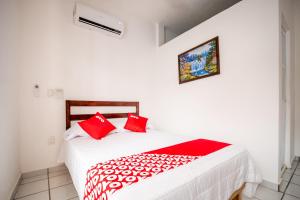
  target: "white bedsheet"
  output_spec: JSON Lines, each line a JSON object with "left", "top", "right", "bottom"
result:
{"left": 60, "top": 130, "right": 262, "bottom": 200}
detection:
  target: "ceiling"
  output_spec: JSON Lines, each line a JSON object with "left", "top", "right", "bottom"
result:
{"left": 85, "top": 0, "right": 241, "bottom": 35}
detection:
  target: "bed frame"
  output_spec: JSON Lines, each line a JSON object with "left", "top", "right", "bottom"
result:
{"left": 65, "top": 100, "right": 244, "bottom": 199}
{"left": 229, "top": 183, "right": 245, "bottom": 200}
{"left": 65, "top": 100, "right": 139, "bottom": 130}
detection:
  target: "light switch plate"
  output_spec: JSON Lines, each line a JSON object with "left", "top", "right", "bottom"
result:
{"left": 33, "top": 84, "right": 40, "bottom": 97}
{"left": 55, "top": 89, "right": 64, "bottom": 99}
{"left": 47, "top": 89, "right": 54, "bottom": 97}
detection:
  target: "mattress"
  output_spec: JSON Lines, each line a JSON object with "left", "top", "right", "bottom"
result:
{"left": 59, "top": 130, "right": 261, "bottom": 200}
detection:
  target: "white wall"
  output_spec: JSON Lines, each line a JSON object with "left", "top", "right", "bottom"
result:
{"left": 18, "top": 0, "right": 156, "bottom": 172}
{"left": 294, "top": 0, "right": 300, "bottom": 157}
{"left": 17, "top": 0, "right": 288, "bottom": 187}
{"left": 0, "top": 0, "right": 21, "bottom": 199}
{"left": 153, "top": 0, "right": 280, "bottom": 184}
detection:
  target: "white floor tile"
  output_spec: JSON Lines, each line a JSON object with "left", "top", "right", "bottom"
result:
{"left": 49, "top": 165, "right": 67, "bottom": 173}
{"left": 49, "top": 174, "right": 73, "bottom": 189}
{"left": 14, "top": 191, "right": 49, "bottom": 200}
{"left": 255, "top": 185, "right": 283, "bottom": 200}
{"left": 242, "top": 195, "right": 259, "bottom": 200}
{"left": 50, "top": 184, "right": 78, "bottom": 200}
{"left": 15, "top": 179, "right": 48, "bottom": 199}
{"left": 286, "top": 168, "right": 295, "bottom": 174}
{"left": 292, "top": 160, "right": 297, "bottom": 166}
{"left": 283, "top": 194, "right": 300, "bottom": 200}
{"left": 280, "top": 181, "right": 289, "bottom": 192}
{"left": 49, "top": 169, "right": 69, "bottom": 178}
{"left": 295, "top": 169, "right": 300, "bottom": 176}
{"left": 69, "top": 197, "right": 79, "bottom": 200}
{"left": 283, "top": 172, "right": 293, "bottom": 181}
{"left": 22, "top": 169, "right": 47, "bottom": 179}
{"left": 286, "top": 184, "right": 300, "bottom": 198}
{"left": 291, "top": 175, "right": 300, "bottom": 185}
{"left": 21, "top": 174, "right": 48, "bottom": 185}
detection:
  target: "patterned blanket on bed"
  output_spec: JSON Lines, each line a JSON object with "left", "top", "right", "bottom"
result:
{"left": 83, "top": 139, "right": 230, "bottom": 200}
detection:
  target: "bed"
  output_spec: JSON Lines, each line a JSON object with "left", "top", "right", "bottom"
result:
{"left": 60, "top": 100, "right": 262, "bottom": 200}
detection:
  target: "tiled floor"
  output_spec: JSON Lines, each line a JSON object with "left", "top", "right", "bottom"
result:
{"left": 244, "top": 158, "right": 300, "bottom": 200}
{"left": 14, "top": 165, "right": 78, "bottom": 200}
{"left": 14, "top": 158, "right": 300, "bottom": 200}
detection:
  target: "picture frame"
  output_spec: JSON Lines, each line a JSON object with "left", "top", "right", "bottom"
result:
{"left": 178, "top": 36, "right": 220, "bottom": 84}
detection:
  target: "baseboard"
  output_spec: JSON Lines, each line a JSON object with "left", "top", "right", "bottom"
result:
{"left": 261, "top": 156, "right": 300, "bottom": 192}
{"left": 261, "top": 179, "right": 278, "bottom": 191}
{"left": 10, "top": 174, "right": 21, "bottom": 200}
{"left": 280, "top": 165, "right": 287, "bottom": 178}
{"left": 291, "top": 156, "right": 298, "bottom": 165}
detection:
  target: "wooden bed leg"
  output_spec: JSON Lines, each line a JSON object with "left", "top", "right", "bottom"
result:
{"left": 229, "top": 183, "right": 245, "bottom": 200}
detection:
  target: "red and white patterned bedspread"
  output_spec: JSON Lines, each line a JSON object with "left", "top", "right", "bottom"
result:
{"left": 83, "top": 139, "right": 230, "bottom": 200}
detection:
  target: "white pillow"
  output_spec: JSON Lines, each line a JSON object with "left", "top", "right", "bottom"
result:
{"left": 64, "top": 123, "right": 90, "bottom": 141}
{"left": 109, "top": 118, "right": 155, "bottom": 133}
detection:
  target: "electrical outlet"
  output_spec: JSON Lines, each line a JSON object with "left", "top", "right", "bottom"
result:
{"left": 48, "top": 136, "right": 55, "bottom": 145}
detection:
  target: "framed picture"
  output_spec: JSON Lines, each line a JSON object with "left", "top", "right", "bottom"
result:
{"left": 178, "top": 36, "right": 220, "bottom": 84}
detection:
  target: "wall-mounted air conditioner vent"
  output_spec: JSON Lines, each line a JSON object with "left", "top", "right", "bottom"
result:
{"left": 73, "top": 3, "right": 125, "bottom": 38}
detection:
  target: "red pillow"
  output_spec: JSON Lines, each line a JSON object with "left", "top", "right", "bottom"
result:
{"left": 124, "top": 114, "right": 148, "bottom": 132}
{"left": 78, "top": 112, "right": 116, "bottom": 139}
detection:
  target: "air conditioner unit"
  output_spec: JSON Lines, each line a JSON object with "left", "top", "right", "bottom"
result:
{"left": 73, "top": 3, "right": 125, "bottom": 38}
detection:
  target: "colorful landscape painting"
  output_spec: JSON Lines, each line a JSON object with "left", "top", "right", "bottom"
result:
{"left": 178, "top": 37, "right": 220, "bottom": 84}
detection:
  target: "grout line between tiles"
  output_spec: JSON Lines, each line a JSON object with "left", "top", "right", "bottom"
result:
{"left": 19, "top": 170, "right": 68, "bottom": 186}
{"left": 253, "top": 185, "right": 276, "bottom": 200}
{"left": 20, "top": 177, "right": 48, "bottom": 185}
{"left": 14, "top": 190, "right": 49, "bottom": 200}
{"left": 15, "top": 166, "right": 70, "bottom": 200}
{"left": 49, "top": 172, "right": 69, "bottom": 178}
{"left": 50, "top": 182, "right": 74, "bottom": 190}
{"left": 48, "top": 169, "right": 68, "bottom": 174}
{"left": 284, "top": 193, "right": 300, "bottom": 199}
{"left": 47, "top": 168, "right": 51, "bottom": 200}
{"left": 280, "top": 159, "right": 300, "bottom": 200}
{"left": 289, "top": 182, "right": 300, "bottom": 187}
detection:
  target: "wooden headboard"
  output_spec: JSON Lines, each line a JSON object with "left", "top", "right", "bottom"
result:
{"left": 65, "top": 100, "right": 139, "bottom": 129}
